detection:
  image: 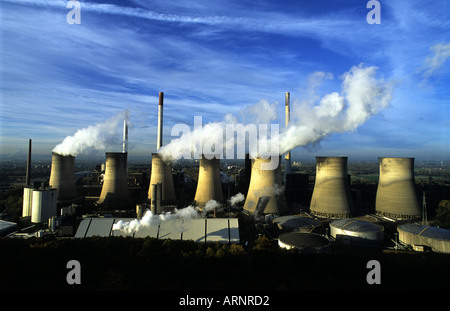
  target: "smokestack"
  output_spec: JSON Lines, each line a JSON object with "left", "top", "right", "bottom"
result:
{"left": 310, "top": 156, "right": 353, "bottom": 219}
{"left": 97, "top": 152, "right": 130, "bottom": 206}
{"left": 157, "top": 92, "right": 164, "bottom": 150}
{"left": 375, "top": 157, "right": 420, "bottom": 220}
{"left": 148, "top": 153, "right": 177, "bottom": 208}
{"left": 122, "top": 111, "right": 128, "bottom": 153}
{"left": 26, "top": 139, "right": 32, "bottom": 186}
{"left": 243, "top": 156, "right": 287, "bottom": 215}
{"left": 284, "top": 92, "right": 291, "bottom": 176}
{"left": 49, "top": 152, "right": 79, "bottom": 203}
{"left": 193, "top": 154, "right": 224, "bottom": 209}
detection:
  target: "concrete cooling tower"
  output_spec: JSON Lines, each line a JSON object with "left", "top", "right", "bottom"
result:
{"left": 193, "top": 155, "right": 224, "bottom": 209}
{"left": 375, "top": 157, "right": 420, "bottom": 220}
{"left": 97, "top": 152, "right": 130, "bottom": 206}
{"left": 49, "top": 152, "right": 79, "bottom": 203}
{"left": 243, "top": 156, "right": 287, "bottom": 215}
{"left": 148, "top": 153, "right": 177, "bottom": 205}
{"left": 309, "top": 156, "right": 353, "bottom": 219}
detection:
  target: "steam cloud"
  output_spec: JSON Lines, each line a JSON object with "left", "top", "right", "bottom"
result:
{"left": 52, "top": 111, "right": 127, "bottom": 156}
{"left": 158, "top": 64, "right": 393, "bottom": 162}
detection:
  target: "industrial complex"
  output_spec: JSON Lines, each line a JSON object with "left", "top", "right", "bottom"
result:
{"left": 0, "top": 91, "right": 449, "bottom": 291}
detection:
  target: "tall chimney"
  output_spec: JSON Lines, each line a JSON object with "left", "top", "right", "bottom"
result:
{"left": 309, "top": 156, "right": 352, "bottom": 219}
{"left": 122, "top": 111, "right": 128, "bottom": 153}
{"left": 193, "top": 154, "right": 224, "bottom": 209}
{"left": 49, "top": 152, "right": 79, "bottom": 203}
{"left": 97, "top": 152, "right": 130, "bottom": 206}
{"left": 284, "top": 92, "right": 291, "bottom": 177}
{"left": 26, "top": 139, "right": 32, "bottom": 186}
{"left": 157, "top": 92, "right": 164, "bottom": 150}
{"left": 243, "top": 156, "right": 287, "bottom": 215}
{"left": 148, "top": 153, "right": 177, "bottom": 208}
{"left": 375, "top": 157, "right": 420, "bottom": 220}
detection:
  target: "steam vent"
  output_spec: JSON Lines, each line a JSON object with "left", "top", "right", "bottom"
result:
{"left": 148, "top": 153, "right": 177, "bottom": 205}
{"left": 193, "top": 154, "right": 224, "bottom": 209}
{"left": 243, "top": 156, "right": 287, "bottom": 215}
{"left": 97, "top": 152, "right": 130, "bottom": 206}
{"left": 310, "top": 156, "right": 353, "bottom": 219}
{"left": 49, "top": 152, "right": 79, "bottom": 203}
{"left": 375, "top": 157, "right": 420, "bottom": 220}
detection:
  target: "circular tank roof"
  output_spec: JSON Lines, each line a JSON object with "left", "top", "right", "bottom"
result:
{"left": 398, "top": 224, "right": 450, "bottom": 241}
{"left": 278, "top": 232, "right": 330, "bottom": 250}
{"left": 330, "top": 219, "right": 384, "bottom": 233}
{"left": 273, "top": 215, "right": 323, "bottom": 231}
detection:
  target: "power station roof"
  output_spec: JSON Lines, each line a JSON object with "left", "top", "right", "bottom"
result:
{"left": 330, "top": 219, "right": 384, "bottom": 233}
{"left": 75, "top": 217, "right": 240, "bottom": 244}
{"left": 398, "top": 224, "right": 450, "bottom": 241}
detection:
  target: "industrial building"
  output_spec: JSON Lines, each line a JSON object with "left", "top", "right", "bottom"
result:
{"left": 10, "top": 91, "right": 445, "bottom": 258}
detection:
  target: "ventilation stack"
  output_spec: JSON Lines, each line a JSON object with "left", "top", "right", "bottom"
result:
{"left": 243, "top": 156, "right": 288, "bottom": 215}
{"left": 193, "top": 154, "right": 224, "bottom": 209}
{"left": 97, "top": 152, "right": 130, "bottom": 207}
{"left": 310, "top": 156, "right": 352, "bottom": 219}
{"left": 375, "top": 157, "right": 420, "bottom": 220}
{"left": 148, "top": 153, "right": 177, "bottom": 208}
{"left": 49, "top": 152, "right": 79, "bottom": 203}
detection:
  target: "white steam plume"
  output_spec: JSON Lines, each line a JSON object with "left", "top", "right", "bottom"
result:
{"left": 158, "top": 64, "right": 393, "bottom": 162}
{"left": 112, "top": 200, "right": 221, "bottom": 235}
{"left": 228, "top": 192, "right": 245, "bottom": 206}
{"left": 52, "top": 111, "right": 127, "bottom": 156}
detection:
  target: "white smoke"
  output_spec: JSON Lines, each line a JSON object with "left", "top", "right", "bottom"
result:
{"left": 158, "top": 64, "right": 393, "bottom": 162}
{"left": 52, "top": 111, "right": 127, "bottom": 156}
{"left": 112, "top": 200, "right": 221, "bottom": 235}
{"left": 228, "top": 192, "right": 245, "bottom": 206}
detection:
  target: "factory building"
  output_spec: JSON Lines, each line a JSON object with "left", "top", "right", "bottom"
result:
{"left": 375, "top": 157, "right": 421, "bottom": 220}
{"left": 310, "top": 156, "right": 353, "bottom": 219}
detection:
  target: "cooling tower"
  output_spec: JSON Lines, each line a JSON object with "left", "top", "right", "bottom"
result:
{"left": 309, "top": 156, "right": 353, "bottom": 219}
{"left": 148, "top": 153, "right": 177, "bottom": 205}
{"left": 97, "top": 152, "right": 130, "bottom": 206}
{"left": 375, "top": 157, "right": 420, "bottom": 220}
{"left": 243, "top": 156, "right": 288, "bottom": 215}
{"left": 193, "top": 155, "right": 224, "bottom": 209}
{"left": 49, "top": 152, "right": 79, "bottom": 203}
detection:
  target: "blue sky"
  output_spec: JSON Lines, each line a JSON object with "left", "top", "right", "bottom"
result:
{"left": 0, "top": 0, "right": 449, "bottom": 161}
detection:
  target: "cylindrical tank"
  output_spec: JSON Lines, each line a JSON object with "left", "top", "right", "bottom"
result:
{"left": 375, "top": 157, "right": 420, "bottom": 220}
{"left": 243, "top": 156, "right": 288, "bottom": 215}
{"left": 330, "top": 219, "right": 384, "bottom": 245}
{"left": 31, "top": 188, "right": 57, "bottom": 223}
{"left": 278, "top": 232, "right": 331, "bottom": 253}
{"left": 193, "top": 154, "right": 224, "bottom": 208}
{"left": 273, "top": 215, "right": 324, "bottom": 234}
{"left": 49, "top": 152, "right": 79, "bottom": 202}
{"left": 148, "top": 153, "right": 177, "bottom": 206}
{"left": 22, "top": 186, "right": 33, "bottom": 217}
{"left": 97, "top": 152, "right": 130, "bottom": 206}
{"left": 310, "top": 156, "right": 353, "bottom": 219}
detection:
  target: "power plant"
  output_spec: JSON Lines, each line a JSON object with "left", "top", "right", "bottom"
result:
{"left": 193, "top": 154, "right": 224, "bottom": 209}
{"left": 7, "top": 91, "right": 448, "bottom": 270}
{"left": 309, "top": 156, "right": 353, "bottom": 219}
{"left": 96, "top": 152, "right": 130, "bottom": 207}
{"left": 375, "top": 157, "right": 421, "bottom": 220}
{"left": 243, "top": 156, "right": 288, "bottom": 215}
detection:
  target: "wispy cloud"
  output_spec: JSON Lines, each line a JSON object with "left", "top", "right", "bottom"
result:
{"left": 421, "top": 42, "right": 450, "bottom": 79}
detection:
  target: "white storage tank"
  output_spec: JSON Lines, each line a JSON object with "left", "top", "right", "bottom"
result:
{"left": 278, "top": 232, "right": 331, "bottom": 253}
{"left": 273, "top": 215, "right": 324, "bottom": 234}
{"left": 22, "top": 186, "right": 34, "bottom": 217}
{"left": 31, "top": 188, "right": 58, "bottom": 223}
{"left": 329, "top": 219, "right": 384, "bottom": 245}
